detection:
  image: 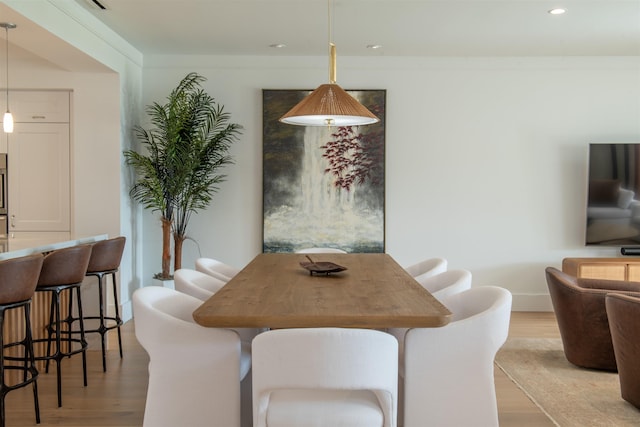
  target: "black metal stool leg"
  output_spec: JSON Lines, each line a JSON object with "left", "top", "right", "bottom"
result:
{"left": 75, "top": 286, "right": 88, "bottom": 387}
{"left": 0, "top": 308, "right": 6, "bottom": 427}
{"left": 45, "top": 295, "right": 56, "bottom": 373}
{"left": 111, "top": 271, "right": 123, "bottom": 359}
{"left": 97, "top": 274, "right": 107, "bottom": 372}
{"left": 65, "top": 290, "right": 75, "bottom": 356}
{"left": 54, "top": 291, "right": 63, "bottom": 408}
{"left": 24, "top": 303, "right": 40, "bottom": 424}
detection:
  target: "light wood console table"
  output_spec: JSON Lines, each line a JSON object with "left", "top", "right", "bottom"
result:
{"left": 562, "top": 257, "right": 640, "bottom": 281}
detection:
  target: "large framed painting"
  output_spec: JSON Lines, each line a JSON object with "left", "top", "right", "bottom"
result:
{"left": 262, "top": 89, "right": 386, "bottom": 253}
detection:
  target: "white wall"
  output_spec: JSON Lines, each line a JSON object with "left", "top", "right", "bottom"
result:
{"left": 3, "top": 0, "right": 144, "bottom": 320}
{"left": 142, "top": 55, "right": 640, "bottom": 310}
{"left": 3, "top": 1, "right": 639, "bottom": 312}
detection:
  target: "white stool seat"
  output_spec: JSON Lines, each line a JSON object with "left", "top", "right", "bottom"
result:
{"left": 267, "top": 389, "right": 383, "bottom": 427}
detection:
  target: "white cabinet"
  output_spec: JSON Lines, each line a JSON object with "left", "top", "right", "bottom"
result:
{"left": 0, "top": 90, "right": 69, "bottom": 124}
{"left": 4, "top": 90, "right": 71, "bottom": 232}
{"left": 0, "top": 91, "right": 70, "bottom": 153}
{"left": 8, "top": 123, "right": 70, "bottom": 232}
{"left": 7, "top": 90, "right": 70, "bottom": 123}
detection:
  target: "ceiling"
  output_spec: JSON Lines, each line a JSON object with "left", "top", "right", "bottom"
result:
{"left": 72, "top": 0, "right": 640, "bottom": 57}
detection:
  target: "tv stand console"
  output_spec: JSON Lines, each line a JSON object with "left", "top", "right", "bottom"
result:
{"left": 562, "top": 257, "right": 640, "bottom": 281}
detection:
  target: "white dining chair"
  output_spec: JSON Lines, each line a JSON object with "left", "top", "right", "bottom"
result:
{"left": 403, "top": 257, "right": 447, "bottom": 279}
{"left": 195, "top": 257, "right": 241, "bottom": 282}
{"left": 402, "top": 286, "right": 512, "bottom": 427}
{"left": 295, "top": 247, "right": 348, "bottom": 254}
{"left": 252, "top": 327, "right": 398, "bottom": 427}
{"left": 174, "top": 268, "right": 226, "bottom": 301}
{"left": 133, "top": 286, "right": 251, "bottom": 427}
{"left": 388, "top": 269, "right": 473, "bottom": 364}
{"left": 415, "top": 269, "right": 472, "bottom": 298}
{"left": 173, "top": 267, "right": 263, "bottom": 346}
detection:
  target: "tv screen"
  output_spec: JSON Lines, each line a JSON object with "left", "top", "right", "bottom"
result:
{"left": 586, "top": 143, "right": 640, "bottom": 246}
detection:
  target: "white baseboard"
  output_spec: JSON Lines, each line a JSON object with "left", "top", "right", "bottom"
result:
{"left": 121, "top": 300, "right": 133, "bottom": 323}
{"left": 511, "top": 293, "right": 553, "bottom": 312}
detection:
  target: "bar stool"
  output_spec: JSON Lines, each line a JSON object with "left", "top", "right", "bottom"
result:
{"left": 80, "top": 236, "right": 125, "bottom": 372}
{"left": 0, "top": 253, "right": 44, "bottom": 427}
{"left": 33, "top": 244, "right": 92, "bottom": 407}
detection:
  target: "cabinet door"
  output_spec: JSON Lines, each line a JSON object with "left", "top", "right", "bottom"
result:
{"left": 0, "top": 90, "right": 70, "bottom": 123}
{"left": 578, "top": 263, "right": 626, "bottom": 280}
{"left": 7, "top": 123, "right": 70, "bottom": 231}
{"left": 627, "top": 264, "right": 640, "bottom": 282}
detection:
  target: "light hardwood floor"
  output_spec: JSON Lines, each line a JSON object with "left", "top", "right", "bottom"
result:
{"left": 5, "top": 312, "right": 560, "bottom": 426}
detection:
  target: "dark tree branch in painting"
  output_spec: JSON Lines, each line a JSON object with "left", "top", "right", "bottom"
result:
{"left": 321, "top": 104, "right": 385, "bottom": 191}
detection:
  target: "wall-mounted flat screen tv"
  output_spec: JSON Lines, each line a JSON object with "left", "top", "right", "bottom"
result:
{"left": 586, "top": 143, "right": 640, "bottom": 246}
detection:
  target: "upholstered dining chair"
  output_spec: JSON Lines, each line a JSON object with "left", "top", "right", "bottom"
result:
{"left": 606, "top": 293, "right": 640, "bottom": 408}
{"left": 173, "top": 268, "right": 261, "bottom": 345}
{"left": 388, "top": 269, "right": 473, "bottom": 364}
{"left": 414, "top": 268, "right": 472, "bottom": 297}
{"left": 402, "top": 286, "right": 512, "bottom": 427}
{"left": 403, "top": 257, "right": 447, "bottom": 279}
{"left": 195, "top": 257, "right": 241, "bottom": 282}
{"left": 252, "top": 327, "right": 398, "bottom": 427}
{"left": 295, "top": 247, "right": 348, "bottom": 254}
{"left": 174, "top": 268, "right": 226, "bottom": 301}
{"left": 545, "top": 266, "right": 640, "bottom": 371}
{"left": 133, "top": 286, "right": 251, "bottom": 427}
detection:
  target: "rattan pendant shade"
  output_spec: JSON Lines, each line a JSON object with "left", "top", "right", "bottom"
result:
{"left": 279, "top": 83, "right": 379, "bottom": 126}
{"left": 279, "top": 1, "right": 379, "bottom": 127}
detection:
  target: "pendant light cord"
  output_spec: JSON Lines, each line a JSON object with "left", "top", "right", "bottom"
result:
{"left": 328, "top": 0, "right": 337, "bottom": 84}
{"left": 328, "top": 0, "right": 332, "bottom": 47}
{"left": 4, "top": 25, "right": 8, "bottom": 111}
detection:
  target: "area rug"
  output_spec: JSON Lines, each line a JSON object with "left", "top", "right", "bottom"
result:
{"left": 495, "top": 337, "right": 640, "bottom": 427}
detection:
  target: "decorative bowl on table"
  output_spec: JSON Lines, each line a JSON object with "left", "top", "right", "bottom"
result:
{"left": 299, "top": 256, "right": 347, "bottom": 276}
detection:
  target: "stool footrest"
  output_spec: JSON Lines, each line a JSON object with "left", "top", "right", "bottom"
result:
{"left": 59, "top": 315, "right": 123, "bottom": 334}
{"left": 32, "top": 337, "right": 88, "bottom": 360}
{"left": 2, "top": 365, "right": 39, "bottom": 392}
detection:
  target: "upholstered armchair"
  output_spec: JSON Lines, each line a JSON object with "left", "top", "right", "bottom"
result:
{"left": 252, "top": 327, "right": 398, "bottom": 427}
{"left": 133, "top": 286, "right": 251, "bottom": 427}
{"left": 402, "top": 286, "right": 512, "bottom": 427}
{"left": 195, "top": 257, "right": 240, "bottom": 282}
{"left": 403, "top": 257, "right": 447, "bottom": 279}
{"left": 545, "top": 267, "right": 640, "bottom": 371}
{"left": 606, "top": 293, "right": 640, "bottom": 408}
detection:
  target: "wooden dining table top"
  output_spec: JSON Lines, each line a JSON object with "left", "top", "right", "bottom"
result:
{"left": 192, "top": 253, "right": 452, "bottom": 329}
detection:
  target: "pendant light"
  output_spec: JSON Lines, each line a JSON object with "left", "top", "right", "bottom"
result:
{"left": 279, "top": 0, "right": 378, "bottom": 127}
{"left": 0, "top": 22, "right": 15, "bottom": 134}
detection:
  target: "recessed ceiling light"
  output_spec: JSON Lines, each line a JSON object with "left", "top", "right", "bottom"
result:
{"left": 269, "top": 44, "right": 286, "bottom": 48}
{"left": 548, "top": 8, "right": 566, "bottom": 15}
{"left": 366, "top": 44, "right": 382, "bottom": 50}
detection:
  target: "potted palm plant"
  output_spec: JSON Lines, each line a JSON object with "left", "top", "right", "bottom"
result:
{"left": 124, "top": 72, "right": 242, "bottom": 279}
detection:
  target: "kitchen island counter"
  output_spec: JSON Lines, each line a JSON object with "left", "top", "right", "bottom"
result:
{"left": 0, "top": 233, "right": 108, "bottom": 260}
{"left": 2, "top": 233, "right": 110, "bottom": 354}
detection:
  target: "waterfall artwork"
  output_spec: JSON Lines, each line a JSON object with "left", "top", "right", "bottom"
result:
{"left": 262, "top": 89, "right": 386, "bottom": 253}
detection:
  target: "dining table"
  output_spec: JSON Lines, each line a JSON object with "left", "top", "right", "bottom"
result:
{"left": 192, "top": 252, "right": 452, "bottom": 329}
